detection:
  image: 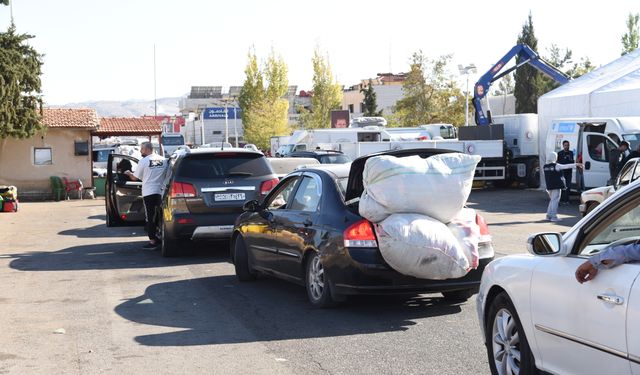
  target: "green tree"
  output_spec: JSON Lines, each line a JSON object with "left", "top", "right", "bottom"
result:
{"left": 514, "top": 13, "right": 542, "bottom": 114}
{"left": 567, "top": 56, "right": 595, "bottom": 78}
{"left": 360, "top": 79, "right": 382, "bottom": 116}
{"left": 393, "top": 51, "right": 465, "bottom": 126}
{"left": 539, "top": 44, "right": 596, "bottom": 93}
{"left": 298, "top": 48, "right": 342, "bottom": 129}
{"left": 539, "top": 44, "right": 572, "bottom": 93}
{"left": 622, "top": 13, "right": 640, "bottom": 55}
{"left": 238, "top": 49, "right": 290, "bottom": 150}
{"left": 0, "top": 25, "right": 44, "bottom": 139}
{"left": 492, "top": 73, "right": 514, "bottom": 96}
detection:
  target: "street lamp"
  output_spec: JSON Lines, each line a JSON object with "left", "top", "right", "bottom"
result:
{"left": 221, "top": 96, "right": 239, "bottom": 147}
{"left": 458, "top": 64, "right": 477, "bottom": 126}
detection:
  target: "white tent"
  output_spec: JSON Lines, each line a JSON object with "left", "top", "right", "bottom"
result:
{"left": 537, "top": 49, "right": 640, "bottom": 178}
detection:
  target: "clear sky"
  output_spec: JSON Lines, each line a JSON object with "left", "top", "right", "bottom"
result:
{"left": 2, "top": 0, "right": 639, "bottom": 105}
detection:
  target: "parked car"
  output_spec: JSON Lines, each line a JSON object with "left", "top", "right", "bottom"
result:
{"left": 288, "top": 150, "right": 352, "bottom": 164}
{"left": 161, "top": 133, "right": 186, "bottom": 157}
{"left": 243, "top": 144, "right": 259, "bottom": 152}
{"left": 105, "top": 148, "right": 279, "bottom": 257}
{"left": 231, "top": 149, "right": 495, "bottom": 307}
{"left": 579, "top": 157, "right": 640, "bottom": 216}
{"left": 477, "top": 178, "right": 640, "bottom": 375}
{"left": 267, "top": 157, "right": 320, "bottom": 179}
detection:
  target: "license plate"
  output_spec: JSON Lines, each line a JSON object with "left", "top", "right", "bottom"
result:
{"left": 214, "top": 193, "right": 245, "bottom": 201}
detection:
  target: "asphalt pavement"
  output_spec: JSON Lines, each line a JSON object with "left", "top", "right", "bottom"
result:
{"left": 0, "top": 188, "right": 583, "bottom": 374}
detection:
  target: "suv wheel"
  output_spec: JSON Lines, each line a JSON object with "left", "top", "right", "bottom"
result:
{"left": 486, "top": 292, "right": 537, "bottom": 375}
{"left": 305, "top": 252, "right": 337, "bottom": 308}
{"left": 233, "top": 236, "right": 255, "bottom": 281}
{"left": 160, "top": 220, "right": 181, "bottom": 257}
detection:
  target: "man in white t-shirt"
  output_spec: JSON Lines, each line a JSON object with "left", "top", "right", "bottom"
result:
{"left": 125, "top": 142, "right": 168, "bottom": 249}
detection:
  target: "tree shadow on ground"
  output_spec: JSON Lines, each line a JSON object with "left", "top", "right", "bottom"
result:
{"left": 114, "top": 275, "right": 465, "bottom": 346}
{"left": 8, "top": 241, "right": 230, "bottom": 271}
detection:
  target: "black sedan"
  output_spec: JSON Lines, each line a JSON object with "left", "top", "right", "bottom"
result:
{"left": 231, "top": 149, "right": 495, "bottom": 307}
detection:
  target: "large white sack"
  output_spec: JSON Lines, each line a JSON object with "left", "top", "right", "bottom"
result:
{"left": 359, "top": 153, "right": 481, "bottom": 223}
{"left": 375, "top": 213, "right": 471, "bottom": 280}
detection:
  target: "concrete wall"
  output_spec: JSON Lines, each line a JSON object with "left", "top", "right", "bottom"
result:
{"left": 0, "top": 128, "right": 93, "bottom": 200}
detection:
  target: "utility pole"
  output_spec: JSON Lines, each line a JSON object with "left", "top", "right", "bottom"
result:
{"left": 458, "top": 64, "right": 477, "bottom": 126}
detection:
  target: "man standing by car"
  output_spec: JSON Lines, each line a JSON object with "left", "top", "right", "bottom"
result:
{"left": 609, "top": 141, "right": 630, "bottom": 184}
{"left": 557, "top": 140, "right": 574, "bottom": 205}
{"left": 125, "top": 142, "right": 167, "bottom": 249}
{"left": 543, "top": 152, "right": 582, "bottom": 222}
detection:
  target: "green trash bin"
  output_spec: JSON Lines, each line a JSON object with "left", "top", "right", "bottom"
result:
{"left": 94, "top": 177, "right": 106, "bottom": 197}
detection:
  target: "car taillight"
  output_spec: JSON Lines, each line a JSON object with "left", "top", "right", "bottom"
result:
{"left": 476, "top": 214, "right": 490, "bottom": 236}
{"left": 343, "top": 219, "right": 378, "bottom": 248}
{"left": 170, "top": 182, "right": 196, "bottom": 198}
{"left": 260, "top": 178, "right": 279, "bottom": 196}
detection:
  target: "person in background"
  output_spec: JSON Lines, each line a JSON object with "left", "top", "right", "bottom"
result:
{"left": 125, "top": 142, "right": 168, "bottom": 249}
{"left": 622, "top": 143, "right": 640, "bottom": 165}
{"left": 609, "top": 141, "right": 630, "bottom": 183}
{"left": 557, "top": 140, "right": 574, "bottom": 205}
{"left": 116, "top": 159, "right": 133, "bottom": 185}
{"left": 543, "top": 152, "right": 583, "bottom": 222}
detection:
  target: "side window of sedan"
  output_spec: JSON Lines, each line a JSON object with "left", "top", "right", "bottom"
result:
{"left": 617, "top": 161, "right": 634, "bottom": 186}
{"left": 266, "top": 177, "right": 299, "bottom": 210}
{"left": 632, "top": 161, "right": 640, "bottom": 182}
{"left": 579, "top": 196, "right": 640, "bottom": 256}
{"left": 290, "top": 176, "right": 321, "bottom": 212}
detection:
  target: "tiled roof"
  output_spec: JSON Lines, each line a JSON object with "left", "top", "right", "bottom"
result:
{"left": 95, "top": 117, "right": 162, "bottom": 135}
{"left": 43, "top": 108, "right": 99, "bottom": 129}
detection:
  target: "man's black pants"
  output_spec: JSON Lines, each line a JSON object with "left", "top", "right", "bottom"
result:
{"left": 143, "top": 194, "right": 162, "bottom": 241}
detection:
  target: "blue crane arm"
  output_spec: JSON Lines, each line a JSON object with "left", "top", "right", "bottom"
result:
{"left": 472, "top": 43, "right": 571, "bottom": 125}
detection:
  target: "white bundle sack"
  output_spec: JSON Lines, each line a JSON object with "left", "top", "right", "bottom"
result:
{"left": 359, "top": 153, "right": 481, "bottom": 223}
{"left": 375, "top": 213, "right": 472, "bottom": 280}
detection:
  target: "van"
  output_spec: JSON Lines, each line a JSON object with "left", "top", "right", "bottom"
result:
{"left": 161, "top": 133, "right": 186, "bottom": 156}
{"left": 545, "top": 117, "right": 640, "bottom": 189}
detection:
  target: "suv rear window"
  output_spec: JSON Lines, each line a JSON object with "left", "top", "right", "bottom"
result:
{"left": 177, "top": 153, "right": 272, "bottom": 179}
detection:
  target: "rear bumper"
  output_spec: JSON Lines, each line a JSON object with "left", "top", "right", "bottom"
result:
{"left": 329, "top": 257, "right": 491, "bottom": 296}
{"left": 164, "top": 212, "right": 240, "bottom": 241}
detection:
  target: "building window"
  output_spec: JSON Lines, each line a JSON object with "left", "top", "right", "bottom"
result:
{"left": 34, "top": 147, "right": 52, "bottom": 165}
{"left": 348, "top": 104, "right": 354, "bottom": 113}
{"left": 74, "top": 140, "right": 89, "bottom": 156}
{"left": 360, "top": 103, "right": 365, "bottom": 113}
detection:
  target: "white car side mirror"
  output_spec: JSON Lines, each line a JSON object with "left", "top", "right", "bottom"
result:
{"left": 527, "top": 232, "right": 563, "bottom": 256}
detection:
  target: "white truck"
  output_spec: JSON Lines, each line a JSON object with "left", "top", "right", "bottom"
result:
{"left": 274, "top": 125, "right": 505, "bottom": 182}
{"left": 544, "top": 116, "right": 640, "bottom": 189}
{"left": 270, "top": 135, "right": 291, "bottom": 156}
{"left": 487, "top": 114, "right": 542, "bottom": 187}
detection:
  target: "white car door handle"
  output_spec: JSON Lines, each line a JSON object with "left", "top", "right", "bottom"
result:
{"left": 597, "top": 294, "right": 624, "bottom": 305}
